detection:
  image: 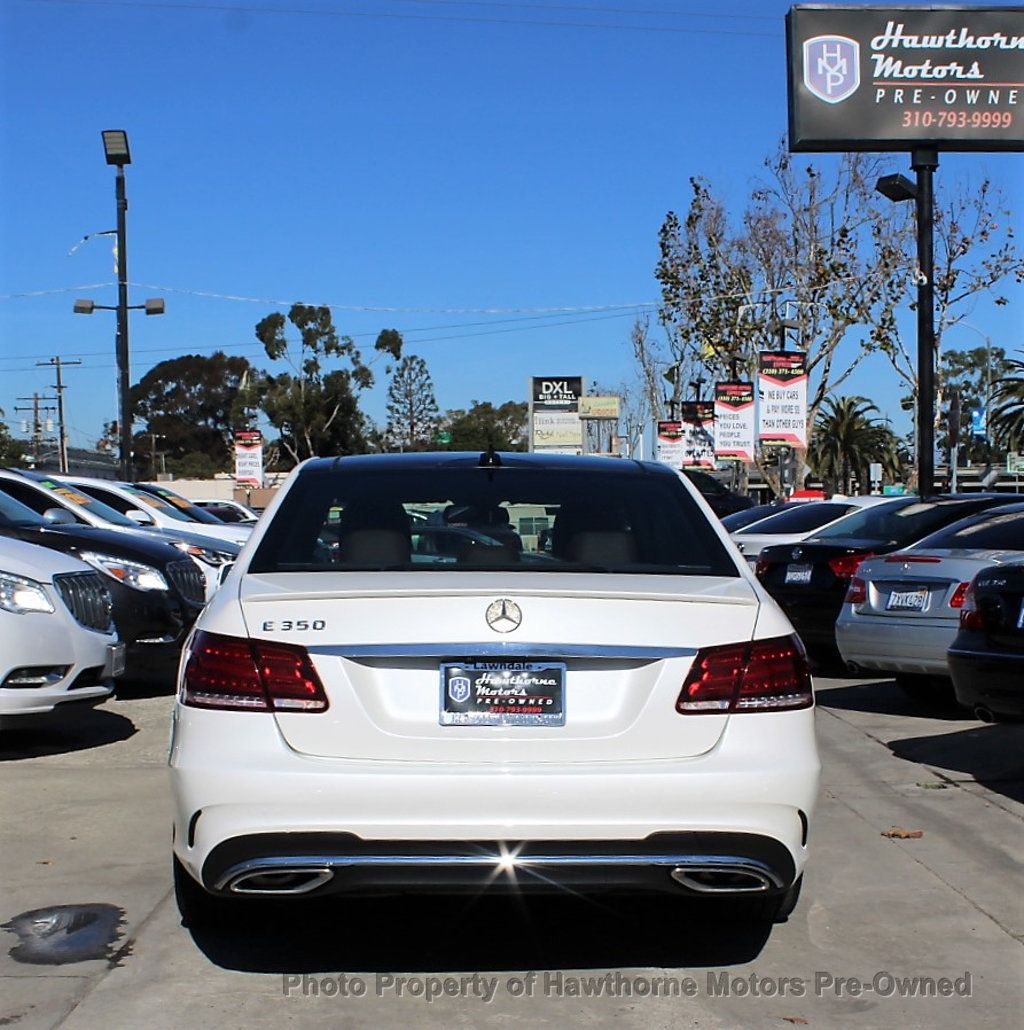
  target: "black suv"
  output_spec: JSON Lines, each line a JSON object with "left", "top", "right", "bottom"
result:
{"left": 682, "top": 470, "right": 755, "bottom": 519}
{"left": 0, "top": 487, "right": 205, "bottom": 682}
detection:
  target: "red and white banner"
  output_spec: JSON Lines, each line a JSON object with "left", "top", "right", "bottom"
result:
{"left": 714, "top": 382, "right": 756, "bottom": 462}
{"left": 233, "top": 430, "right": 264, "bottom": 486}
{"left": 655, "top": 420, "right": 685, "bottom": 469}
{"left": 758, "top": 352, "right": 808, "bottom": 448}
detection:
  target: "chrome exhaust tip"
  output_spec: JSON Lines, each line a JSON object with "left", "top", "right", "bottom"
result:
{"left": 670, "top": 866, "right": 774, "bottom": 894}
{"left": 227, "top": 867, "right": 334, "bottom": 895}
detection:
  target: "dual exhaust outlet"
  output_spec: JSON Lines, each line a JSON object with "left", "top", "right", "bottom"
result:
{"left": 222, "top": 860, "right": 777, "bottom": 897}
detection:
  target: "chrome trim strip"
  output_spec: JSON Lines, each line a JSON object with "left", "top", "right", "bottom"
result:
{"left": 215, "top": 853, "right": 782, "bottom": 892}
{"left": 948, "top": 647, "right": 1021, "bottom": 661}
{"left": 307, "top": 642, "right": 698, "bottom": 660}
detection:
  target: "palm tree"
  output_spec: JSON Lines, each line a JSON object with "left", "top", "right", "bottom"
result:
{"left": 989, "top": 353, "right": 1024, "bottom": 453}
{"left": 808, "top": 395, "right": 903, "bottom": 495}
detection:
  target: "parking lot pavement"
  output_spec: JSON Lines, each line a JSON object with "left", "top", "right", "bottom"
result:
{"left": 1, "top": 676, "right": 1021, "bottom": 1030}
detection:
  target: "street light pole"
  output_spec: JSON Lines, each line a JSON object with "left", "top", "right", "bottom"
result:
{"left": 114, "top": 157, "right": 131, "bottom": 481}
{"left": 912, "top": 147, "right": 938, "bottom": 499}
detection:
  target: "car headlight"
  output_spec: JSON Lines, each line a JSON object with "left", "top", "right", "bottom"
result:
{"left": 80, "top": 552, "right": 169, "bottom": 592}
{"left": 173, "top": 542, "right": 235, "bottom": 567}
{"left": 0, "top": 571, "right": 55, "bottom": 614}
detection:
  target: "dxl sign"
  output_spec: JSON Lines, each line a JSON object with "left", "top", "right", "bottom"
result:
{"left": 787, "top": 6, "right": 1024, "bottom": 151}
{"left": 532, "top": 377, "right": 583, "bottom": 411}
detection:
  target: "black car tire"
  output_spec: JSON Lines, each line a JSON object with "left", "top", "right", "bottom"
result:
{"left": 173, "top": 855, "right": 238, "bottom": 930}
{"left": 894, "top": 673, "right": 959, "bottom": 707}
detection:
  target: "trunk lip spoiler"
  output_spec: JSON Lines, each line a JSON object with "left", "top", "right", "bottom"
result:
{"left": 306, "top": 642, "right": 699, "bottom": 660}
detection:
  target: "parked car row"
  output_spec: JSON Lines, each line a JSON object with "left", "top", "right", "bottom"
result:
{"left": 745, "top": 494, "right": 1023, "bottom": 719}
{"left": 0, "top": 472, "right": 252, "bottom": 727}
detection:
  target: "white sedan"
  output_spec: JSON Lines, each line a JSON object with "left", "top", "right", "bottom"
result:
{"left": 170, "top": 452, "right": 820, "bottom": 928}
{"left": 1, "top": 537, "right": 123, "bottom": 721}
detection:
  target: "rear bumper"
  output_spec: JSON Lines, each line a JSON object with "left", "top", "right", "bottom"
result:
{"left": 836, "top": 614, "right": 955, "bottom": 675}
{"left": 200, "top": 830, "right": 796, "bottom": 898}
{"left": 948, "top": 646, "right": 1024, "bottom": 716}
{"left": 169, "top": 705, "right": 820, "bottom": 897}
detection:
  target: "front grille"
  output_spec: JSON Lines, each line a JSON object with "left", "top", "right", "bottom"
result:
{"left": 166, "top": 560, "right": 206, "bottom": 604}
{"left": 54, "top": 572, "right": 114, "bottom": 632}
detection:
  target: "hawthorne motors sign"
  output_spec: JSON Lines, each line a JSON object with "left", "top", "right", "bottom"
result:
{"left": 787, "top": 5, "right": 1024, "bottom": 151}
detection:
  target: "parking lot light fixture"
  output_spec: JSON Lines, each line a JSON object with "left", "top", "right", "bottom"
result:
{"left": 101, "top": 130, "right": 131, "bottom": 166}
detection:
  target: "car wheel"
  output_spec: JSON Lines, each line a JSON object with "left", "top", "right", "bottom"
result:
{"left": 173, "top": 855, "right": 235, "bottom": 930}
{"left": 894, "top": 674, "right": 958, "bottom": 707}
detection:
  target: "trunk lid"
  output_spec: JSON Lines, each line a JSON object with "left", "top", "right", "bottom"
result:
{"left": 239, "top": 571, "right": 762, "bottom": 763}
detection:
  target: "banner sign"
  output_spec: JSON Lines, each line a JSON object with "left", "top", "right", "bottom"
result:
{"left": 577, "top": 395, "right": 621, "bottom": 420}
{"left": 679, "top": 401, "right": 716, "bottom": 468}
{"left": 530, "top": 376, "right": 583, "bottom": 453}
{"left": 531, "top": 377, "right": 583, "bottom": 411}
{"left": 233, "top": 430, "right": 264, "bottom": 486}
{"left": 655, "top": 420, "right": 686, "bottom": 469}
{"left": 714, "top": 382, "right": 756, "bottom": 462}
{"left": 758, "top": 353, "right": 808, "bottom": 447}
{"left": 787, "top": 5, "right": 1024, "bottom": 152}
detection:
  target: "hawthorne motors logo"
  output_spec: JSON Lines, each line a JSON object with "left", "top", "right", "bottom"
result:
{"left": 803, "top": 35, "right": 861, "bottom": 103}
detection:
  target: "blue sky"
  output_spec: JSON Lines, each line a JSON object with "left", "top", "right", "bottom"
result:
{"left": 1, "top": 0, "right": 1021, "bottom": 453}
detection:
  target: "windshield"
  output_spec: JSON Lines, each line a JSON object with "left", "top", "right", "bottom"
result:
{"left": 912, "top": 507, "right": 1024, "bottom": 551}
{"left": 32, "top": 478, "right": 140, "bottom": 528}
{"left": 721, "top": 503, "right": 793, "bottom": 531}
{"left": 250, "top": 465, "right": 739, "bottom": 576}
{"left": 132, "top": 484, "right": 226, "bottom": 525}
{"left": 119, "top": 485, "right": 203, "bottom": 523}
{"left": 736, "top": 502, "right": 854, "bottom": 535}
{"left": 810, "top": 498, "right": 1002, "bottom": 546}
{"left": 0, "top": 490, "right": 46, "bottom": 527}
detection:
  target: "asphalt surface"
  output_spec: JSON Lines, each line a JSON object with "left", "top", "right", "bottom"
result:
{"left": 1, "top": 674, "right": 1022, "bottom": 1030}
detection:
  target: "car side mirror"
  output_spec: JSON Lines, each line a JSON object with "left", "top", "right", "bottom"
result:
{"left": 42, "top": 507, "right": 76, "bottom": 525}
{"left": 126, "top": 509, "right": 154, "bottom": 525}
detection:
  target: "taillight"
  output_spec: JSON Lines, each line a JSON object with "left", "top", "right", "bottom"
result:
{"left": 828, "top": 552, "right": 874, "bottom": 579}
{"left": 181, "top": 631, "right": 329, "bottom": 712}
{"left": 948, "top": 582, "right": 971, "bottom": 609}
{"left": 958, "top": 585, "right": 984, "bottom": 631}
{"left": 845, "top": 577, "right": 866, "bottom": 605}
{"left": 676, "top": 634, "right": 813, "bottom": 714}
{"left": 755, "top": 557, "right": 773, "bottom": 577}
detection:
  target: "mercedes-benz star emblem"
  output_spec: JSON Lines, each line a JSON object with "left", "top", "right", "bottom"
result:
{"left": 485, "top": 598, "right": 522, "bottom": 633}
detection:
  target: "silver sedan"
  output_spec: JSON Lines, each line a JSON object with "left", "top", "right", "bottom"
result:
{"left": 835, "top": 502, "right": 1024, "bottom": 699}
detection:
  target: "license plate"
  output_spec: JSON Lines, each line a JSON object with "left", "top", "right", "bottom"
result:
{"left": 108, "top": 642, "right": 127, "bottom": 677}
{"left": 887, "top": 588, "right": 928, "bottom": 611}
{"left": 785, "top": 563, "right": 813, "bottom": 585}
{"left": 440, "top": 661, "right": 566, "bottom": 726}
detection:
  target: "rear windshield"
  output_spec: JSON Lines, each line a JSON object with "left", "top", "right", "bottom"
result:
{"left": 721, "top": 503, "right": 793, "bottom": 531}
{"left": 250, "top": 466, "right": 738, "bottom": 576}
{"left": 735, "top": 502, "right": 854, "bottom": 535}
{"left": 912, "top": 507, "right": 1024, "bottom": 551}
{"left": 811, "top": 498, "right": 1004, "bottom": 546}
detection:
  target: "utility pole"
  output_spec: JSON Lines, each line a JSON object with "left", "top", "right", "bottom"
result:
{"left": 15, "top": 394, "right": 57, "bottom": 466}
{"left": 146, "top": 432, "right": 166, "bottom": 479}
{"left": 37, "top": 357, "right": 82, "bottom": 474}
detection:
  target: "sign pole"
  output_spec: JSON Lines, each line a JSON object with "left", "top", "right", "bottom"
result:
{"left": 913, "top": 146, "right": 938, "bottom": 498}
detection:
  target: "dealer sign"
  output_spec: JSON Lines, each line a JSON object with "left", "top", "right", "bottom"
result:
{"left": 787, "top": 5, "right": 1024, "bottom": 151}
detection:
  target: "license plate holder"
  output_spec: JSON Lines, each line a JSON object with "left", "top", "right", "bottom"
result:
{"left": 440, "top": 661, "right": 566, "bottom": 726}
{"left": 887, "top": 588, "right": 928, "bottom": 611}
{"left": 784, "top": 563, "right": 813, "bottom": 585}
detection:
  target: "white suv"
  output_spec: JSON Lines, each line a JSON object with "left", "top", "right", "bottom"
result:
{"left": 1, "top": 537, "right": 123, "bottom": 721}
{"left": 170, "top": 452, "right": 820, "bottom": 928}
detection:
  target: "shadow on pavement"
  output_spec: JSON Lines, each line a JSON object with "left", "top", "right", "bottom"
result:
{"left": 188, "top": 893, "right": 772, "bottom": 974}
{"left": 0, "top": 705, "right": 136, "bottom": 761}
{"left": 114, "top": 676, "right": 177, "bottom": 700}
{"left": 814, "top": 679, "right": 969, "bottom": 722}
{"left": 888, "top": 723, "right": 1024, "bottom": 805}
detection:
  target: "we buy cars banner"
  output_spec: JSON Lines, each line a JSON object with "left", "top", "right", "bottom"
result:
{"left": 758, "top": 352, "right": 808, "bottom": 448}
{"left": 714, "top": 382, "right": 756, "bottom": 462}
